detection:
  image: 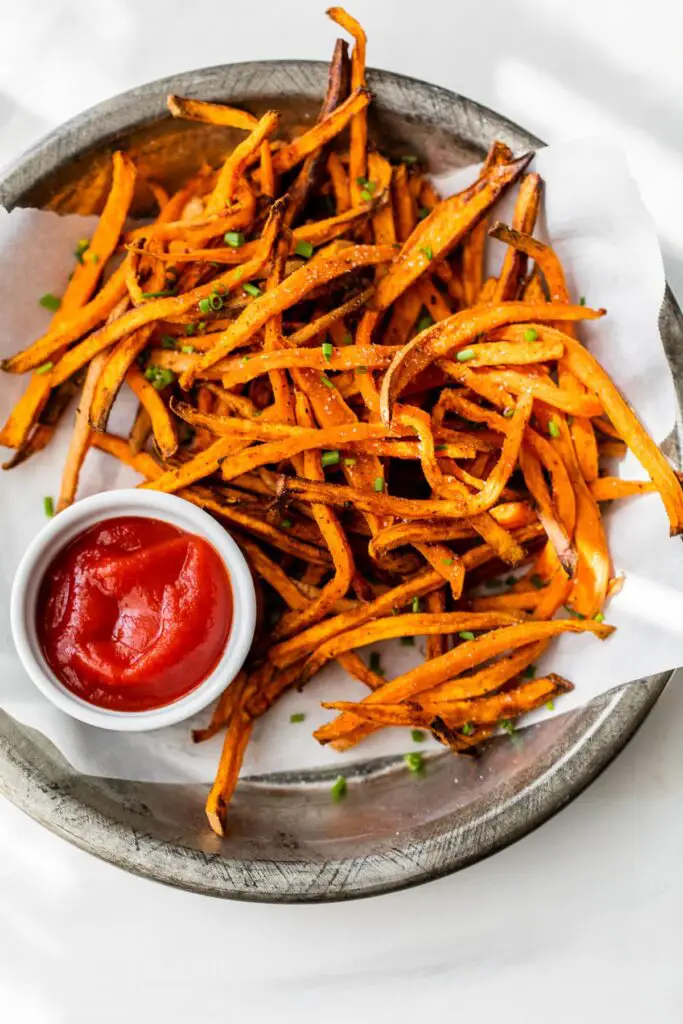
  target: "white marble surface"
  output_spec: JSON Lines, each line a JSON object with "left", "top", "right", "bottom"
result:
{"left": 1, "top": 1, "right": 683, "bottom": 1019}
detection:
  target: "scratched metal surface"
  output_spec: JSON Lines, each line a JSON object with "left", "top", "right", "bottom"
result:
{"left": 0, "top": 61, "right": 679, "bottom": 901}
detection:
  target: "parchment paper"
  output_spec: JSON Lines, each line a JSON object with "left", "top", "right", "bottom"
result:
{"left": 1, "top": 137, "right": 682, "bottom": 783}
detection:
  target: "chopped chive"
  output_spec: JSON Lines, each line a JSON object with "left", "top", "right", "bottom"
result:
{"left": 500, "top": 718, "right": 515, "bottom": 734}
{"left": 546, "top": 700, "right": 555, "bottom": 711}
{"left": 456, "top": 348, "right": 476, "bottom": 362}
{"left": 87, "top": 251, "right": 99, "bottom": 264}
{"left": 39, "top": 293, "right": 61, "bottom": 312}
{"left": 579, "top": 296, "right": 586, "bottom": 306}
{"left": 411, "top": 728, "right": 425, "bottom": 742}
{"left": 243, "top": 282, "right": 262, "bottom": 298}
{"left": 343, "top": 457, "right": 357, "bottom": 466}
{"left": 35, "top": 362, "right": 53, "bottom": 375}
{"left": 209, "top": 292, "right": 224, "bottom": 312}
{"left": 420, "top": 245, "right": 433, "bottom": 261}
{"left": 416, "top": 313, "right": 434, "bottom": 333}
{"left": 435, "top": 443, "right": 448, "bottom": 452}
{"left": 360, "top": 189, "right": 374, "bottom": 202}
{"left": 141, "top": 288, "right": 176, "bottom": 299}
{"left": 404, "top": 751, "right": 424, "bottom": 774}
{"left": 523, "top": 328, "right": 539, "bottom": 342}
{"left": 503, "top": 407, "right": 515, "bottom": 418}
{"left": 320, "top": 374, "right": 335, "bottom": 389}
{"left": 411, "top": 597, "right": 421, "bottom": 613}
{"left": 280, "top": 518, "right": 293, "bottom": 528}
{"left": 530, "top": 574, "right": 545, "bottom": 590}
{"left": 224, "top": 231, "right": 245, "bottom": 248}
{"left": 43, "top": 496, "right": 54, "bottom": 518}
{"left": 330, "top": 775, "right": 347, "bottom": 802}
{"left": 458, "top": 630, "right": 476, "bottom": 641}
{"left": 461, "top": 722, "right": 474, "bottom": 736}
{"left": 290, "top": 712, "right": 306, "bottom": 724}
{"left": 373, "top": 477, "right": 384, "bottom": 492}
{"left": 161, "top": 334, "right": 177, "bottom": 349}
{"left": 401, "top": 636, "right": 415, "bottom": 647}
{"left": 185, "top": 323, "right": 196, "bottom": 336}
{"left": 369, "top": 651, "right": 383, "bottom": 675}
{"left": 523, "top": 664, "right": 537, "bottom": 679}
{"left": 418, "top": 206, "right": 429, "bottom": 220}
{"left": 506, "top": 576, "right": 518, "bottom": 586}
{"left": 548, "top": 419, "right": 561, "bottom": 439}
{"left": 181, "top": 345, "right": 195, "bottom": 354}
{"left": 322, "top": 341, "right": 333, "bottom": 362}
{"left": 401, "top": 154, "right": 419, "bottom": 165}
{"left": 342, "top": 333, "right": 353, "bottom": 346}
{"left": 594, "top": 612, "right": 605, "bottom": 622}
{"left": 144, "top": 365, "right": 175, "bottom": 390}
{"left": 442, "top": 558, "right": 454, "bottom": 566}
{"left": 563, "top": 605, "right": 587, "bottom": 620}
{"left": 74, "top": 238, "right": 90, "bottom": 263}
{"left": 198, "top": 298, "right": 211, "bottom": 314}
{"left": 321, "top": 450, "right": 341, "bottom": 468}
{"left": 356, "top": 177, "right": 376, "bottom": 194}
{"left": 197, "top": 321, "right": 207, "bottom": 332}
{"left": 295, "top": 239, "right": 314, "bottom": 259}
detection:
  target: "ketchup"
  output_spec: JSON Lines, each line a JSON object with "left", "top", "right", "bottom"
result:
{"left": 36, "top": 516, "right": 233, "bottom": 712}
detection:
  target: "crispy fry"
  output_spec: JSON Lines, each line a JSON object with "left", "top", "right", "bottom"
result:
{"left": 167, "top": 95, "right": 258, "bottom": 130}
{"left": 271, "top": 87, "right": 370, "bottom": 175}
{"left": 124, "top": 364, "right": 178, "bottom": 459}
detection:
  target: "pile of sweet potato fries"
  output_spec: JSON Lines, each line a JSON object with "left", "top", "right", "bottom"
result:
{"left": 2, "top": 7, "right": 682, "bottom": 836}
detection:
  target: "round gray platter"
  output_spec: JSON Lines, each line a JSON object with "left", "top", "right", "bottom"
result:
{"left": 0, "top": 61, "right": 680, "bottom": 902}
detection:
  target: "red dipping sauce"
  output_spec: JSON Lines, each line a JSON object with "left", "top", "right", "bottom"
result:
{"left": 36, "top": 516, "right": 233, "bottom": 712}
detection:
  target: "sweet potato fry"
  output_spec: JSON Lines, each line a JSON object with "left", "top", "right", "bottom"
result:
{"left": 271, "top": 87, "right": 370, "bottom": 175}
{"left": 167, "top": 95, "right": 258, "bottom": 130}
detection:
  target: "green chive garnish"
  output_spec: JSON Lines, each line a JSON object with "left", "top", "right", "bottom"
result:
{"left": 181, "top": 345, "right": 195, "bottom": 354}
{"left": 356, "top": 177, "right": 376, "bottom": 194}
{"left": 209, "top": 292, "right": 224, "bottom": 312}
{"left": 594, "top": 612, "right": 605, "bottom": 622}
{"left": 44, "top": 496, "right": 55, "bottom": 518}
{"left": 330, "top": 775, "right": 347, "bottom": 802}
{"left": 503, "top": 407, "right": 515, "bottom": 418}
{"left": 373, "top": 477, "right": 384, "bottom": 492}
{"left": 530, "top": 574, "right": 545, "bottom": 589}
{"left": 185, "top": 323, "right": 196, "bottom": 336}
{"left": 412, "top": 597, "right": 421, "bottom": 613}
{"left": 401, "top": 154, "right": 419, "bottom": 165}
{"left": 416, "top": 313, "right": 434, "bottom": 333}
{"left": 420, "top": 245, "right": 433, "bottom": 260}
{"left": 243, "top": 282, "right": 262, "bottom": 298}
{"left": 322, "top": 341, "right": 333, "bottom": 362}
{"left": 546, "top": 700, "right": 555, "bottom": 711}
{"left": 523, "top": 328, "right": 539, "bottom": 342}
{"left": 35, "top": 362, "right": 53, "bottom": 375}
{"left": 197, "top": 321, "right": 207, "bottom": 332}
{"left": 404, "top": 751, "right": 424, "bottom": 774}
{"left": 442, "top": 558, "right": 454, "bottom": 566}
{"left": 411, "top": 729, "right": 425, "bottom": 742}
{"left": 280, "top": 518, "right": 293, "bottom": 528}
{"left": 224, "top": 231, "right": 245, "bottom": 248}
{"left": 343, "top": 457, "right": 357, "bottom": 466}
{"left": 523, "top": 664, "right": 537, "bottom": 679}
{"left": 548, "top": 420, "right": 561, "bottom": 439}
{"left": 500, "top": 719, "right": 515, "bottom": 734}
{"left": 579, "top": 296, "right": 586, "bottom": 306}
{"left": 290, "top": 712, "right": 306, "bottom": 724}
{"left": 161, "top": 335, "right": 176, "bottom": 349}
{"left": 456, "top": 348, "right": 476, "bottom": 362}
{"left": 74, "top": 238, "right": 90, "bottom": 264}
{"left": 144, "top": 366, "right": 176, "bottom": 390}
{"left": 401, "top": 636, "right": 415, "bottom": 646}
{"left": 39, "top": 293, "right": 61, "bottom": 312}
{"left": 320, "top": 374, "right": 335, "bottom": 389}
{"left": 458, "top": 631, "right": 475, "bottom": 641}
{"left": 321, "top": 450, "right": 341, "bottom": 468}
{"left": 369, "top": 651, "right": 383, "bottom": 675}
{"left": 140, "top": 289, "right": 176, "bottom": 299}
{"left": 461, "top": 722, "right": 474, "bottom": 736}
{"left": 198, "top": 298, "right": 211, "bottom": 314}
{"left": 295, "top": 239, "right": 314, "bottom": 259}
{"left": 418, "top": 206, "right": 429, "bottom": 220}
{"left": 360, "top": 189, "right": 373, "bottom": 202}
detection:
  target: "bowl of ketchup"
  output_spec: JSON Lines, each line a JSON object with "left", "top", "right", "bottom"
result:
{"left": 10, "top": 490, "right": 256, "bottom": 731}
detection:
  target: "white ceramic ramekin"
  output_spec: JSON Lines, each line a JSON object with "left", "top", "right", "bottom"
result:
{"left": 10, "top": 488, "right": 256, "bottom": 732}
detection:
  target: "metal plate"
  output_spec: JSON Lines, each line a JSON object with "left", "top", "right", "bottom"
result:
{"left": 0, "top": 61, "right": 679, "bottom": 902}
